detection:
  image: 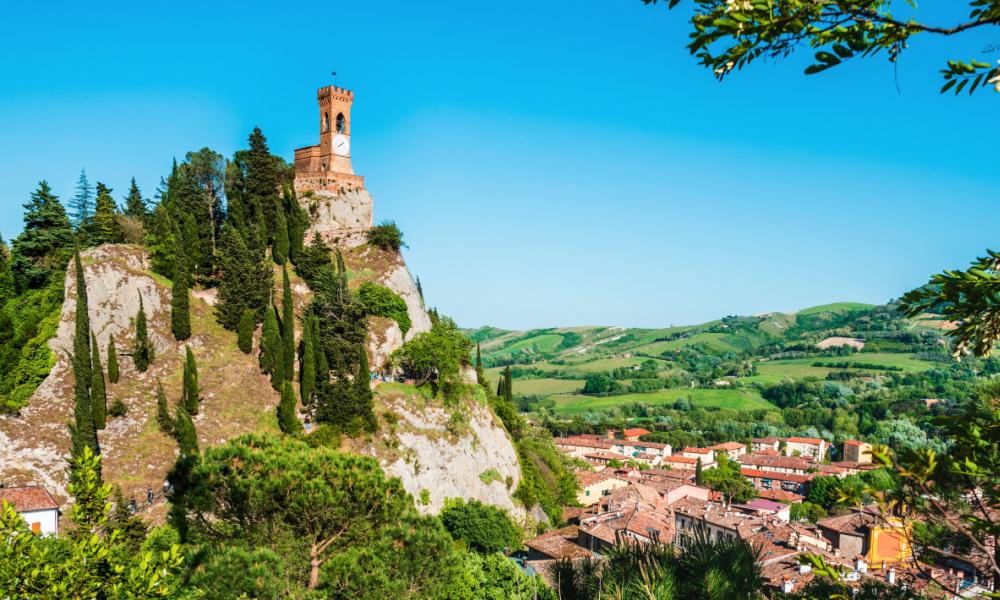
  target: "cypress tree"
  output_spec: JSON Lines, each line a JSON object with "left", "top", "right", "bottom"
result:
{"left": 155, "top": 380, "right": 173, "bottom": 435}
{"left": 182, "top": 346, "right": 200, "bottom": 415}
{"left": 147, "top": 203, "right": 176, "bottom": 278}
{"left": 244, "top": 128, "right": 280, "bottom": 236}
{"left": 237, "top": 308, "right": 255, "bottom": 354}
{"left": 503, "top": 366, "right": 514, "bottom": 405}
{"left": 106, "top": 336, "right": 119, "bottom": 384}
{"left": 171, "top": 234, "right": 191, "bottom": 341}
{"left": 695, "top": 457, "right": 704, "bottom": 485}
{"left": 69, "top": 250, "right": 99, "bottom": 461}
{"left": 300, "top": 316, "right": 317, "bottom": 407}
{"left": 354, "top": 345, "right": 375, "bottom": 431}
{"left": 260, "top": 305, "right": 281, "bottom": 376}
{"left": 90, "top": 332, "right": 106, "bottom": 430}
{"left": 311, "top": 315, "right": 329, "bottom": 381}
{"left": 134, "top": 295, "right": 154, "bottom": 372}
{"left": 273, "top": 204, "right": 289, "bottom": 265}
{"left": 271, "top": 339, "right": 285, "bottom": 391}
{"left": 475, "top": 343, "right": 486, "bottom": 387}
{"left": 73, "top": 250, "right": 91, "bottom": 385}
{"left": 284, "top": 186, "right": 306, "bottom": 264}
{"left": 173, "top": 405, "right": 199, "bottom": 457}
{"left": 281, "top": 266, "right": 295, "bottom": 381}
{"left": 277, "top": 381, "right": 302, "bottom": 434}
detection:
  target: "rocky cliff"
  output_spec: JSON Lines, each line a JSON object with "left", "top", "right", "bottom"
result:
{"left": 0, "top": 190, "right": 527, "bottom": 523}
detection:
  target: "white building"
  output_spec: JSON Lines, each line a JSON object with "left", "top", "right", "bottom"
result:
{"left": 0, "top": 485, "right": 60, "bottom": 535}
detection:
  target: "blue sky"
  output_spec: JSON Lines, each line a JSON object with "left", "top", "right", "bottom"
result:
{"left": 1, "top": 1, "right": 998, "bottom": 329}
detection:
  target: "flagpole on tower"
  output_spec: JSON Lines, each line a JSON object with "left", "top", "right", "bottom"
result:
{"left": 331, "top": 70, "right": 337, "bottom": 86}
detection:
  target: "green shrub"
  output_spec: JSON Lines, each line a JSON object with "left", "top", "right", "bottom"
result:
{"left": 440, "top": 498, "right": 522, "bottom": 554}
{"left": 366, "top": 220, "right": 405, "bottom": 252}
{"left": 108, "top": 398, "right": 128, "bottom": 418}
{"left": 358, "top": 281, "right": 411, "bottom": 335}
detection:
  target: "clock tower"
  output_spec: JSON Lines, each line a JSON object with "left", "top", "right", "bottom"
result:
{"left": 293, "top": 85, "right": 365, "bottom": 194}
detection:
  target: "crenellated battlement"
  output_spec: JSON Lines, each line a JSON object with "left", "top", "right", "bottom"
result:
{"left": 318, "top": 85, "right": 354, "bottom": 104}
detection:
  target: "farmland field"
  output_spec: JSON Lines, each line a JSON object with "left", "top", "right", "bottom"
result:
{"left": 756, "top": 352, "right": 936, "bottom": 380}
{"left": 552, "top": 387, "right": 775, "bottom": 415}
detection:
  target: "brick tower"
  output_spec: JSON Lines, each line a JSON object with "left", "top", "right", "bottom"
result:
{"left": 293, "top": 85, "right": 365, "bottom": 194}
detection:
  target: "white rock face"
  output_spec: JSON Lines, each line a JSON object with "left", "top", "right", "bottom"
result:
{"left": 379, "top": 400, "right": 524, "bottom": 517}
{"left": 367, "top": 317, "right": 403, "bottom": 369}
{"left": 379, "top": 264, "right": 432, "bottom": 343}
{"left": 302, "top": 189, "right": 373, "bottom": 244}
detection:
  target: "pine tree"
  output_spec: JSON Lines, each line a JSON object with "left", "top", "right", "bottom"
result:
{"left": 92, "top": 182, "right": 120, "bottom": 244}
{"left": 106, "top": 336, "right": 119, "bottom": 384}
{"left": 300, "top": 316, "right": 317, "bottom": 407}
{"left": 69, "top": 168, "right": 94, "bottom": 228}
{"left": 237, "top": 308, "right": 255, "bottom": 354}
{"left": 182, "top": 346, "right": 200, "bottom": 415}
{"left": 170, "top": 234, "right": 191, "bottom": 341}
{"left": 277, "top": 381, "right": 302, "bottom": 434}
{"left": 216, "top": 226, "right": 272, "bottom": 330}
{"left": 281, "top": 266, "right": 295, "bottom": 381}
{"left": 133, "top": 295, "right": 154, "bottom": 372}
{"left": 244, "top": 128, "right": 280, "bottom": 237}
{"left": 173, "top": 405, "right": 199, "bottom": 457}
{"left": 261, "top": 305, "right": 284, "bottom": 390}
{"left": 90, "top": 332, "right": 106, "bottom": 430}
{"left": 155, "top": 380, "right": 173, "bottom": 435}
{"left": 273, "top": 204, "right": 289, "bottom": 265}
{"left": 10, "top": 181, "right": 74, "bottom": 291}
{"left": 123, "top": 177, "right": 148, "bottom": 223}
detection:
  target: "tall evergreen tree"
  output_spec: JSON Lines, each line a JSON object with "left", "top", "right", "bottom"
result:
{"left": 183, "top": 147, "right": 226, "bottom": 251}
{"left": 281, "top": 266, "right": 295, "bottom": 381}
{"left": 173, "top": 405, "right": 199, "bottom": 457}
{"left": 145, "top": 203, "right": 176, "bottom": 278}
{"left": 10, "top": 181, "right": 74, "bottom": 291}
{"left": 90, "top": 332, "right": 106, "bottom": 430}
{"left": 216, "top": 226, "right": 272, "bottom": 330}
{"left": 69, "top": 168, "right": 94, "bottom": 228}
{"left": 237, "top": 308, "right": 255, "bottom": 354}
{"left": 695, "top": 457, "right": 704, "bottom": 485}
{"left": 73, "top": 250, "right": 92, "bottom": 386}
{"left": 106, "top": 335, "right": 119, "bottom": 384}
{"left": 300, "top": 316, "right": 317, "bottom": 407}
{"left": 244, "top": 128, "right": 280, "bottom": 238}
{"left": 353, "top": 345, "right": 375, "bottom": 432}
{"left": 155, "top": 380, "right": 173, "bottom": 435}
{"left": 69, "top": 250, "right": 99, "bottom": 462}
{"left": 182, "top": 346, "right": 200, "bottom": 415}
{"left": 170, "top": 234, "right": 191, "bottom": 341}
{"left": 502, "top": 366, "right": 514, "bottom": 405}
{"left": 283, "top": 185, "right": 306, "bottom": 264}
{"left": 277, "top": 381, "right": 302, "bottom": 434}
{"left": 92, "top": 182, "right": 120, "bottom": 244}
{"left": 123, "top": 178, "right": 148, "bottom": 224}
{"left": 273, "top": 205, "right": 289, "bottom": 265}
{"left": 133, "top": 295, "right": 154, "bottom": 372}
{"left": 260, "top": 305, "right": 284, "bottom": 390}
{"left": 475, "top": 343, "right": 486, "bottom": 387}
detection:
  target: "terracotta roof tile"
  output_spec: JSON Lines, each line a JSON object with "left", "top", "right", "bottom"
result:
{"left": 0, "top": 486, "right": 59, "bottom": 512}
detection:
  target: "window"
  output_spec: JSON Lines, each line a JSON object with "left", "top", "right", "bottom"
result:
{"left": 336, "top": 112, "right": 345, "bottom": 133}
{"left": 323, "top": 112, "right": 330, "bottom": 132}
{"left": 31, "top": 522, "right": 41, "bottom": 535}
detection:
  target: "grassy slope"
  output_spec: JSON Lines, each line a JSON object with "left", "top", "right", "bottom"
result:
{"left": 553, "top": 387, "right": 774, "bottom": 415}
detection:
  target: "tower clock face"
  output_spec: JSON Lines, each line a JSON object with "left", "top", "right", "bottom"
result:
{"left": 332, "top": 134, "right": 349, "bottom": 157}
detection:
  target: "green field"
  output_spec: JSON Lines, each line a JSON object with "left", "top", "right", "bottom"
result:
{"left": 502, "top": 333, "right": 565, "bottom": 354}
{"left": 552, "top": 387, "right": 775, "bottom": 415}
{"left": 757, "top": 352, "right": 936, "bottom": 380}
{"left": 508, "top": 378, "right": 584, "bottom": 395}
{"left": 796, "top": 302, "right": 874, "bottom": 316}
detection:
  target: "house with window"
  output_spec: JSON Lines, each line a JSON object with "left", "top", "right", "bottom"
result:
{"left": 576, "top": 471, "right": 630, "bottom": 506}
{"left": 0, "top": 485, "right": 60, "bottom": 536}
{"left": 710, "top": 441, "right": 747, "bottom": 460}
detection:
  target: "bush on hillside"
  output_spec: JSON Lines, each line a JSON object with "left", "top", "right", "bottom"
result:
{"left": 367, "top": 220, "right": 405, "bottom": 252}
{"left": 358, "top": 281, "right": 411, "bottom": 335}
{"left": 440, "top": 498, "right": 522, "bottom": 554}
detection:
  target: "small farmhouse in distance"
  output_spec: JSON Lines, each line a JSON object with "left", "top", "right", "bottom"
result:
{"left": 0, "top": 485, "right": 60, "bottom": 535}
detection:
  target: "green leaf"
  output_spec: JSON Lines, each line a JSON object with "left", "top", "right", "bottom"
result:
{"left": 940, "top": 79, "right": 957, "bottom": 94}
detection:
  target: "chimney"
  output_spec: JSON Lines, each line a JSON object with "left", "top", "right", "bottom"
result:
{"left": 782, "top": 576, "right": 794, "bottom": 593}
{"left": 888, "top": 568, "right": 896, "bottom": 585}
{"left": 799, "top": 563, "right": 812, "bottom": 575}
{"left": 856, "top": 556, "right": 868, "bottom": 574}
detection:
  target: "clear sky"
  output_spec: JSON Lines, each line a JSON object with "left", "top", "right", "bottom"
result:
{"left": 1, "top": 1, "right": 998, "bottom": 330}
